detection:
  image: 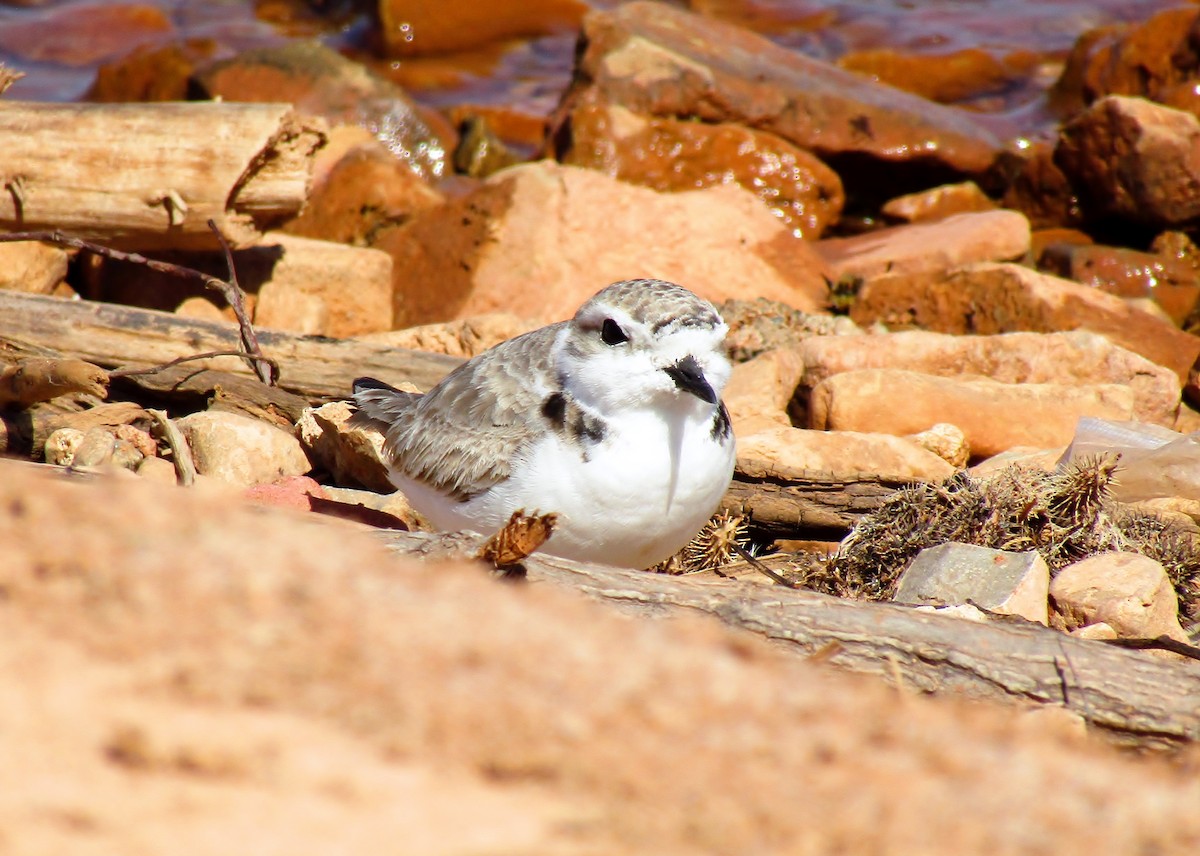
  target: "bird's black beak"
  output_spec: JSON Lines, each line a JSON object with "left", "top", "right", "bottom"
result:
{"left": 664, "top": 355, "right": 716, "bottom": 404}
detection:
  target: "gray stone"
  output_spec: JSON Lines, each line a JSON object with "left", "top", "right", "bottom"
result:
{"left": 894, "top": 542, "right": 1050, "bottom": 624}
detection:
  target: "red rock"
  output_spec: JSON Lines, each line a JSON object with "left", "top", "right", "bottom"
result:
{"left": 1056, "top": 96, "right": 1200, "bottom": 227}
{"left": 816, "top": 210, "right": 1030, "bottom": 282}
{"left": 850, "top": 262, "right": 1200, "bottom": 385}
{"left": 808, "top": 369, "right": 1135, "bottom": 458}
{"left": 559, "top": 96, "right": 844, "bottom": 239}
{"left": 244, "top": 476, "right": 329, "bottom": 513}
{"left": 880, "top": 182, "right": 996, "bottom": 223}
{"left": 378, "top": 0, "right": 588, "bottom": 56}
{"left": 0, "top": 3, "right": 173, "bottom": 67}
{"left": 549, "top": 2, "right": 1002, "bottom": 186}
{"left": 283, "top": 129, "right": 443, "bottom": 247}
{"left": 373, "top": 160, "right": 831, "bottom": 326}
{"left": 1000, "top": 142, "right": 1083, "bottom": 230}
{"left": 1038, "top": 242, "right": 1200, "bottom": 326}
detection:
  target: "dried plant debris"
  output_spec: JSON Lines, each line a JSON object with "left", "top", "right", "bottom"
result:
{"left": 655, "top": 511, "right": 752, "bottom": 574}
{"left": 477, "top": 509, "right": 558, "bottom": 571}
{"left": 793, "top": 454, "right": 1200, "bottom": 619}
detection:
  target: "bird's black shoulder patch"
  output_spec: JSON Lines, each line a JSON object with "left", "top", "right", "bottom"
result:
{"left": 541, "top": 392, "right": 567, "bottom": 428}
{"left": 711, "top": 402, "right": 732, "bottom": 442}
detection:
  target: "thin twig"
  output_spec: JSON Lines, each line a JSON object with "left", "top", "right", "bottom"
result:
{"left": 206, "top": 219, "right": 273, "bottom": 385}
{"left": 1103, "top": 636, "right": 1200, "bottom": 662}
{"left": 732, "top": 541, "right": 798, "bottom": 588}
{"left": 0, "top": 229, "right": 277, "bottom": 386}
{"left": 108, "top": 350, "right": 280, "bottom": 380}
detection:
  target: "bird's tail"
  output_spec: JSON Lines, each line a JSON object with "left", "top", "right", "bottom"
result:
{"left": 349, "top": 376, "right": 422, "bottom": 431}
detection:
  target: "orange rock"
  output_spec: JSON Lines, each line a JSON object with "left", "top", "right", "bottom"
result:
{"left": 816, "top": 210, "right": 1030, "bottom": 282}
{"left": 561, "top": 97, "right": 844, "bottom": 239}
{"left": 251, "top": 233, "right": 394, "bottom": 337}
{"left": 1051, "top": 552, "right": 1189, "bottom": 641}
{"left": 378, "top": 0, "right": 588, "bottom": 56}
{"left": 809, "top": 369, "right": 1135, "bottom": 458}
{"left": 0, "top": 241, "right": 68, "bottom": 295}
{"left": 89, "top": 39, "right": 215, "bottom": 102}
{"left": 838, "top": 47, "right": 1025, "bottom": 105}
{"left": 881, "top": 182, "right": 996, "bottom": 223}
{"left": 1053, "top": 7, "right": 1200, "bottom": 116}
{"left": 374, "top": 160, "right": 832, "bottom": 326}
{"left": 723, "top": 348, "right": 805, "bottom": 436}
{"left": 851, "top": 262, "right": 1200, "bottom": 384}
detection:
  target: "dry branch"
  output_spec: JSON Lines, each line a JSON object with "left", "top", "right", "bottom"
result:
{"left": 0, "top": 101, "right": 325, "bottom": 250}
{"left": 0, "top": 291, "right": 460, "bottom": 401}
{"left": 0, "top": 358, "right": 108, "bottom": 408}
{"left": 378, "top": 528, "right": 1200, "bottom": 749}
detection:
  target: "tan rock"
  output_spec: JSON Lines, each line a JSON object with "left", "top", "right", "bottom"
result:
{"left": 798, "top": 329, "right": 1181, "bottom": 427}
{"left": 817, "top": 210, "right": 1030, "bottom": 282}
{"left": 136, "top": 454, "right": 179, "bottom": 486}
{"left": 1057, "top": 95, "right": 1200, "bottom": 226}
{"left": 175, "top": 296, "right": 230, "bottom": 323}
{"left": 968, "top": 447, "right": 1064, "bottom": 478}
{"left": 2, "top": 460, "right": 1200, "bottom": 853}
{"left": 723, "top": 348, "right": 805, "bottom": 436}
{"left": 252, "top": 233, "right": 394, "bottom": 337}
{"left": 907, "top": 423, "right": 970, "bottom": 468}
{"left": 358, "top": 314, "right": 538, "bottom": 359}
{"left": 850, "top": 262, "right": 1200, "bottom": 384}
{"left": 177, "top": 410, "right": 311, "bottom": 487}
{"left": 375, "top": 160, "right": 832, "bottom": 326}
{"left": 0, "top": 240, "right": 68, "bottom": 294}
{"left": 1070, "top": 622, "right": 1119, "bottom": 641}
{"left": 295, "top": 400, "right": 395, "bottom": 493}
{"left": 561, "top": 99, "right": 844, "bottom": 239}
{"left": 43, "top": 427, "right": 85, "bottom": 466}
{"left": 322, "top": 485, "right": 428, "bottom": 531}
{"left": 1050, "top": 552, "right": 1188, "bottom": 641}
{"left": 809, "top": 369, "right": 1135, "bottom": 458}
{"left": 736, "top": 426, "right": 955, "bottom": 483}
{"left": 880, "top": 181, "right": 996, "bottom": 223}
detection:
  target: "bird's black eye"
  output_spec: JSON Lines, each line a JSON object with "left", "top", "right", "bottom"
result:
{"left": 600, "top": 318, "right": 629, "bottom": 346}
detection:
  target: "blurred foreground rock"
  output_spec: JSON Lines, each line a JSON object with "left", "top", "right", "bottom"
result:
{"left": 2, "top": 461, "right": 1199, "bottom": 854}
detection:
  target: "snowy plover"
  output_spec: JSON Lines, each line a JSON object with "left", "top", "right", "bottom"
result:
{"left": 351, "top": 278, "right": 736, "bottom": 569}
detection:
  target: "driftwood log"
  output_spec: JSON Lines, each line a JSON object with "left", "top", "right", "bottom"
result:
{"left": 0, "top": 291, "right": 459, "bottom": 400}
{"left": 0, "top": 101, "right": 325, "bottom": 250}
{"left": 379, "top": 528, "right": 1200, "bottom": 749}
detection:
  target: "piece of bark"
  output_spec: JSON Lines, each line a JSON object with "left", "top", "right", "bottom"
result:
{"left": 0, "top": 101, "right": 326, "bottom": 250}
{"left": 722, "top": 458, "right": 914, "bottom": 539}
{"left": 0, "top": 291, "right": 460, "bottom": 401}
{"left": 0, "top": 358, "right": 108, "bottom": 407}
{"left": 378, "top": 528, "right": 1200, "bottom": 749}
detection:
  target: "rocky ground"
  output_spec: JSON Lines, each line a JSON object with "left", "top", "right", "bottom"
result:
{"left": 3, "top": 0, "right": 1200, "bottom": 852}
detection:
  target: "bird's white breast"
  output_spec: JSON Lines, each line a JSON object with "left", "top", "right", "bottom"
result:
{"left": 397, "top": 400, "right": 734, "bottom": 569}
